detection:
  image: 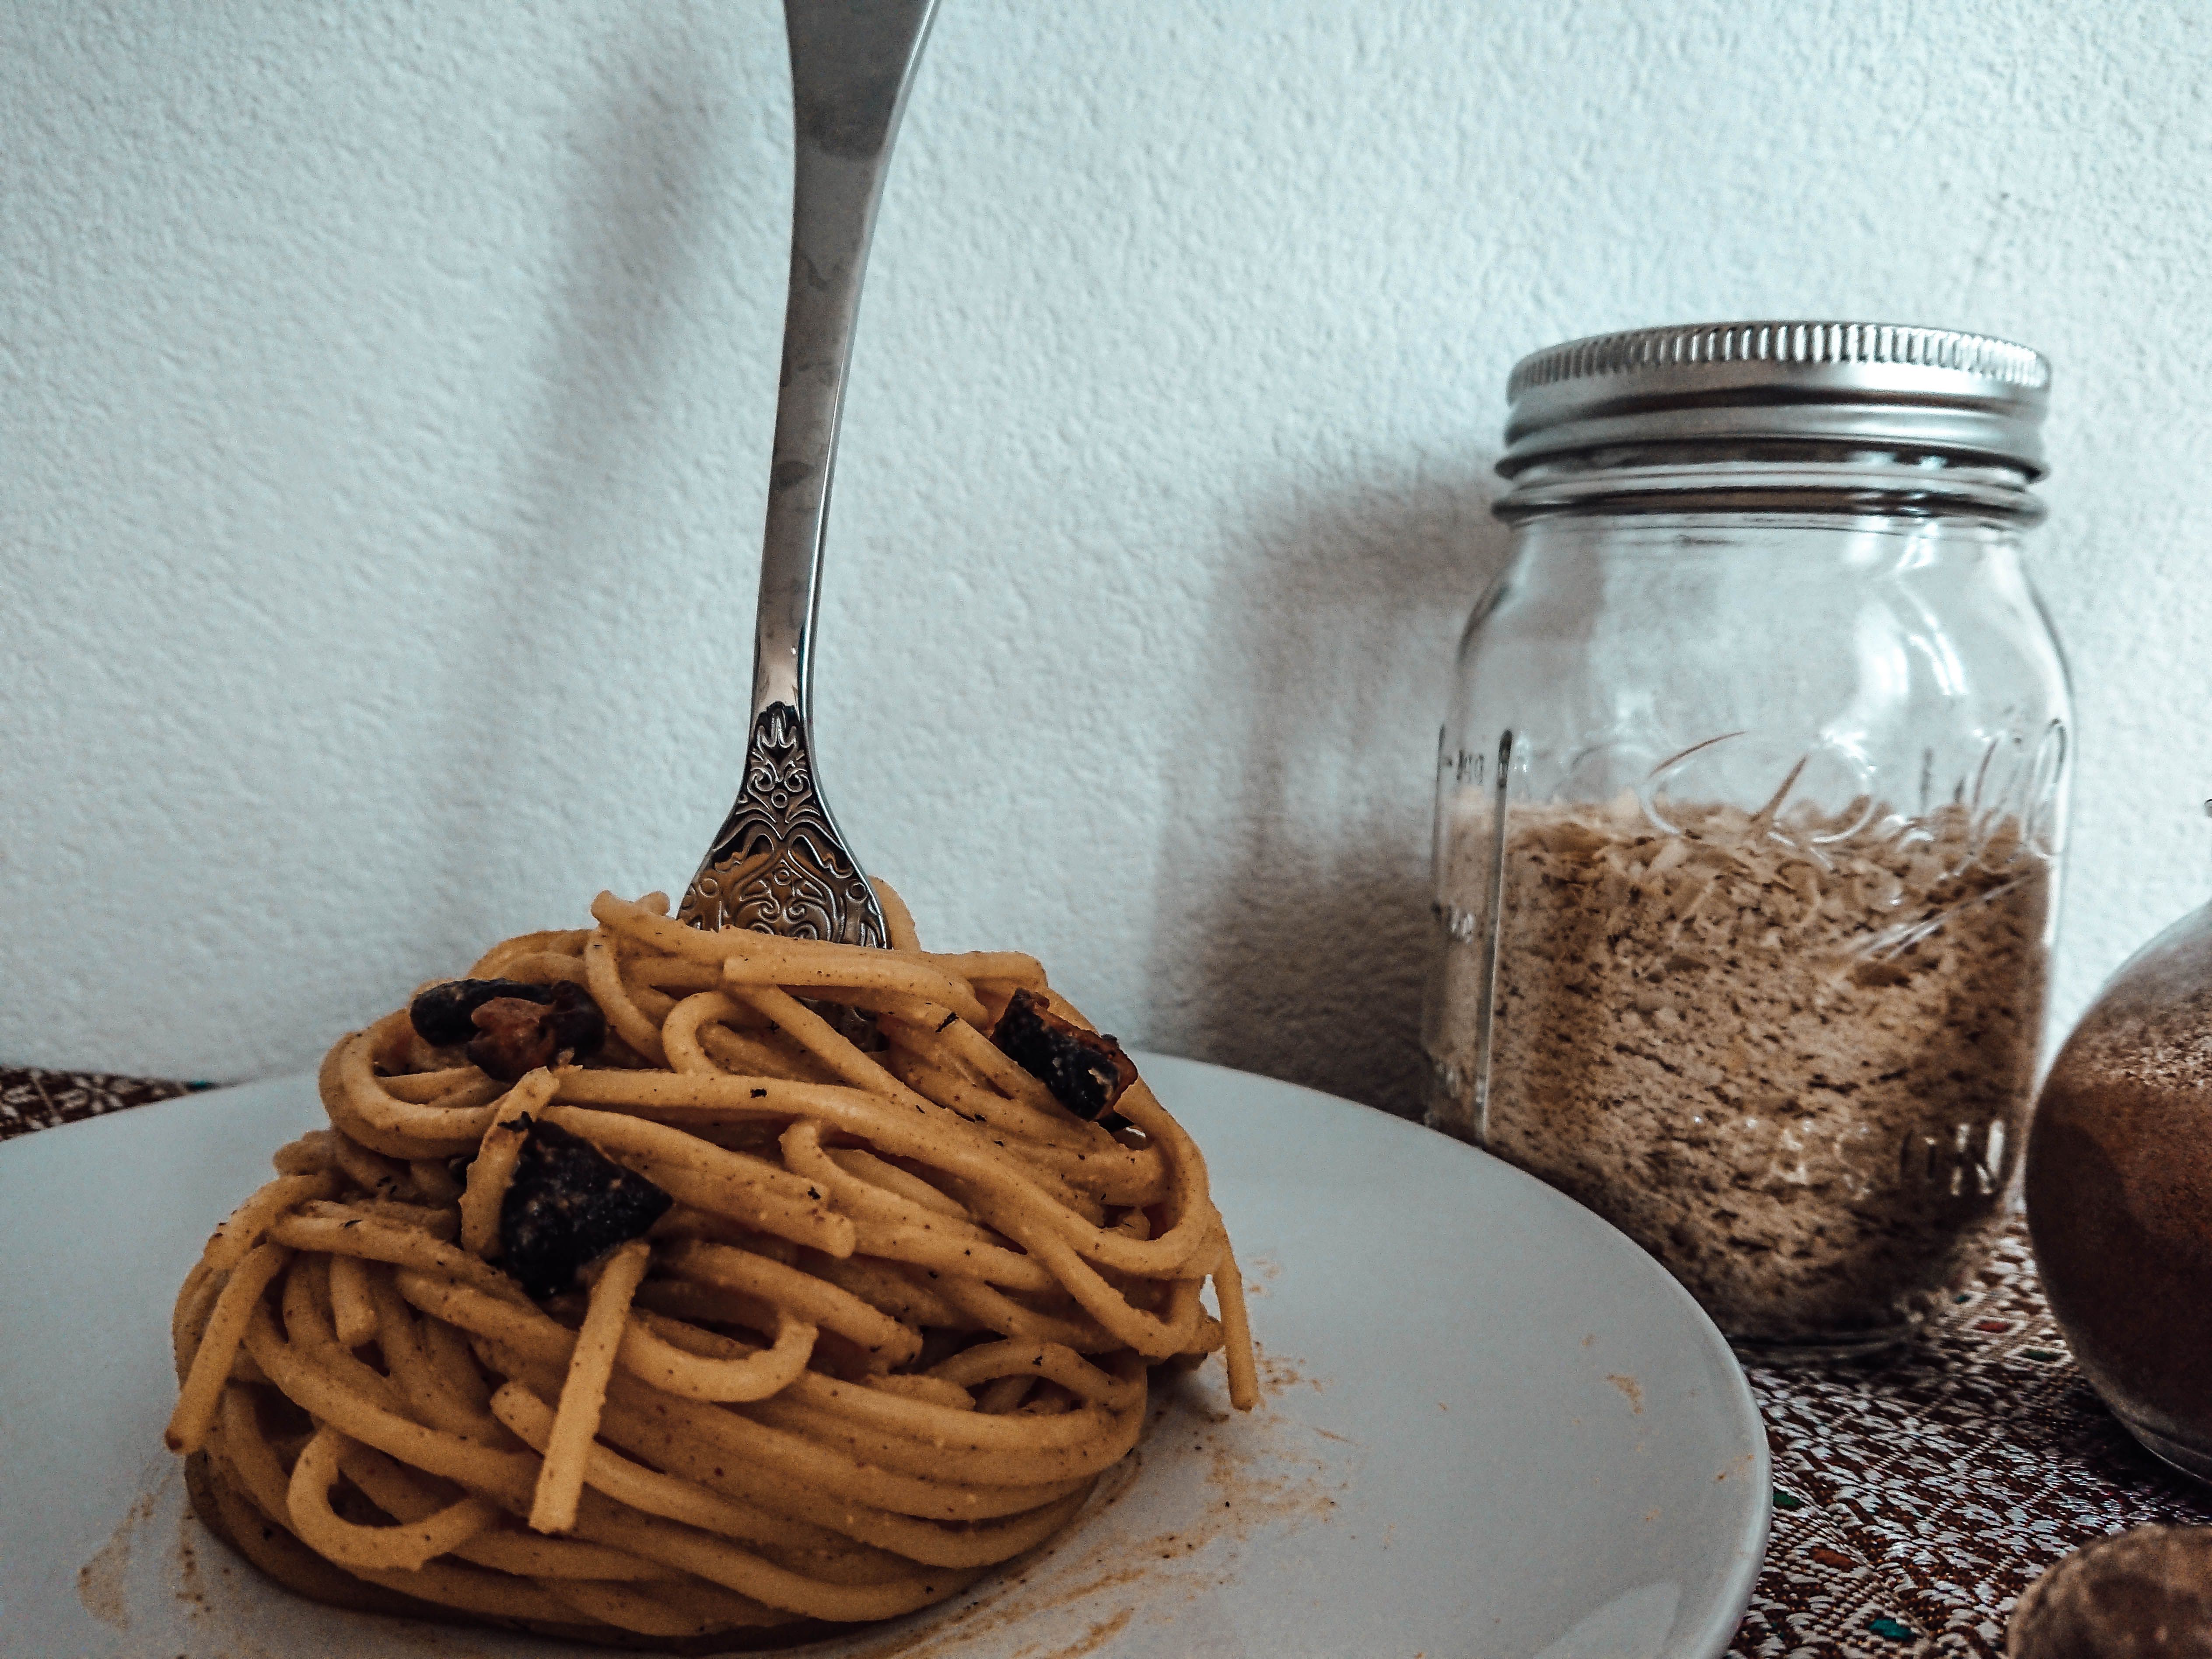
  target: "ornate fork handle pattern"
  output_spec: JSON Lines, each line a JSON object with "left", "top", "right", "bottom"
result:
{"left": 678, "top": 703, "right": 883, "bottom": 945}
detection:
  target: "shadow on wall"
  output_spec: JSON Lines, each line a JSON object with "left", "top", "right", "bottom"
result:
{"left": 426, "top": 23, "right": 759, "bottom": 940}
{"left": 1145, "top": 462, "right": 1515, "bottom": 1117}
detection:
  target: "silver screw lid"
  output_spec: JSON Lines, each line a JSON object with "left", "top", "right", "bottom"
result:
{"left": 1499, "top": 321, "right": 2052, "bottom": 479}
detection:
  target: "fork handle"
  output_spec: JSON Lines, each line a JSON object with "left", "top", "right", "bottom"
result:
{"left": 753, "top": 0, "right": 940, "bottom": 720}
{"left": 680, "top": 0, "right": 938, "bottom": 942}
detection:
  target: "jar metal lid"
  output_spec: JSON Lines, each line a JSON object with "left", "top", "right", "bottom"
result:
{"left": 1498, "top": 321, "right": 2052, "bottom": 481}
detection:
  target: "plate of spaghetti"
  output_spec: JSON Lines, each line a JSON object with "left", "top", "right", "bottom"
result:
{"left": 2, "top": 888, "right": 1768, "bottom": 1659}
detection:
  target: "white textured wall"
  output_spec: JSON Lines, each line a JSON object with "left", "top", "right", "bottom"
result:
{"left": 6, "top": 0, "right": 2209, "bottom": 1111}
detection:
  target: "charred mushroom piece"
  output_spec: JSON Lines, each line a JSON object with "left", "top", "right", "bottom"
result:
{"left": 406, "top": 977, "right": 609, "bottom": 1080}
{"left": 465, "top": 983, "right": 607, "bottom": 1082}
{"left": 410, "top": 978, "right": 556, "bottom": 1046}
{"left": 2009, "top": 1525, "right": 2212, "bottom": 1658}
{"left": 992, "top": 988, "right": 1138, "bottom": 1127}
{"left": 497, "top": 1118, "right": 670, "bottom": 1300}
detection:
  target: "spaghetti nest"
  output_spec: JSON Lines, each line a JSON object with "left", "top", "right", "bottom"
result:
{"left": 165, "top": 888, "right": 1256, "bottom": 1651}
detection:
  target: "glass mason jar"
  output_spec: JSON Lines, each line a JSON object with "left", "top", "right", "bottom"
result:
{"left": 1422, "top": 322, "right": 2071, "bottom": 1358}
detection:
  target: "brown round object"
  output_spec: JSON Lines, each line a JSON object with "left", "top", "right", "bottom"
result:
{"left": 2008, "top": 1526, "right": 2212, "bottom": 1658}
{"left": 2026, "top": 904, "right": 2212, "bottom": 1475}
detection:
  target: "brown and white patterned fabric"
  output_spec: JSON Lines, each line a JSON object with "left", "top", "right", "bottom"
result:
{"left": 1730, "top": 1223, "right": 2212, "bottom": 1657}
{"left": 0, "top": 1064, "right": 198, "bottom": 1142}
{"left": 6, "top": 1067, "right": 2204, "bottom": 1655}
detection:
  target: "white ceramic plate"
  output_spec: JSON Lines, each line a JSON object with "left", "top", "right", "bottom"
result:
{"left": 2, "top": 1052, "right": 1767, "bottom": 1659}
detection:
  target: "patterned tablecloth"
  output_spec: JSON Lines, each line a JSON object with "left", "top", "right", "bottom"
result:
{"left": 7, "top": 1064, "right": 2207, "bottom": 1657}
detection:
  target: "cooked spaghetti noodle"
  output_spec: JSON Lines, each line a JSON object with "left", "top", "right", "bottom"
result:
{"left": 166, "top": 887, "right": 1256, "bottom": 1649}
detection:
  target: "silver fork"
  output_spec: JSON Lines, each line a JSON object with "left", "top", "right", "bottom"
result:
{"left": 679, "top": 0, "right": 941, "bottom": 944}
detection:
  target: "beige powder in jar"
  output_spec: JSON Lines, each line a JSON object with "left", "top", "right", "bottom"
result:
{"left": 1432, "top": 792, "right": 2050, "bottom": 1349}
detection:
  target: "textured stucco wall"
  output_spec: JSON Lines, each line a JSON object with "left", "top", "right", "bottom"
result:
{"left": 5, "top": 1, "right": 2210, "bottom": 1110}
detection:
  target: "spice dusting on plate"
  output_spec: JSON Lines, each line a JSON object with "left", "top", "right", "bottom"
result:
{"left": 1436, "top": 792, "right": 2050, "bottom": 1346}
